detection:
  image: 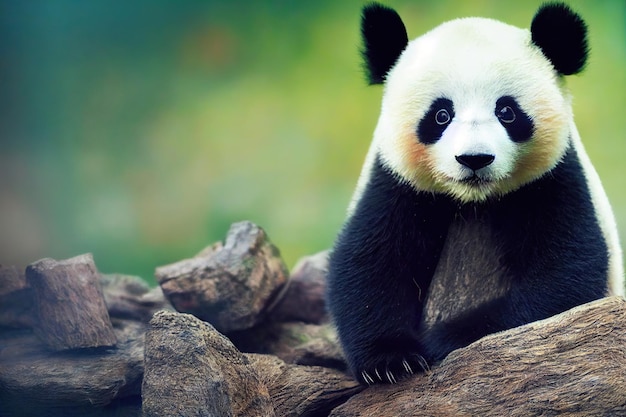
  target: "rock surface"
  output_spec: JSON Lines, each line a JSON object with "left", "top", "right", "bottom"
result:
{"left": 142, "top": 310, "right": 276, "bottom": 417}
{"left": 0, "top": 319, "right": 145, "bottom": 416}
{"left": 26, "top": 254, "right": 117, "bottom": 350}
{"left": 156, "top": 221, "right": 289, "bottom": 333}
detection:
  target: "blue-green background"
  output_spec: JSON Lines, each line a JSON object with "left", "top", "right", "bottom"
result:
{"left": 1, "top": 1, "right": 624, "bottom": 285}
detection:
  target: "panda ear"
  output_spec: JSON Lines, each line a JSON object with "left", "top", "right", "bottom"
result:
{"left": 530, "top": 2, "right": 588, "bottom": 76}
{"left": 361, "top": 3, "right": 409, "bottom": 85}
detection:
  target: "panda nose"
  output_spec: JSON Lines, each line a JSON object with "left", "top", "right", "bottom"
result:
{"left": 455, "top": 154, "right": 495, "bottom": 171}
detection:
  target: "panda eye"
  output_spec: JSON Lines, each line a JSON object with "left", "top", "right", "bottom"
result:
{"left": 495, "top": 96, "right": 533, "bottom": 142}
{"left": 435, "top": 109, "right": 451, "bottom": 125}
{"left": 497, "top": 106, "right": 516, "bottom": 123}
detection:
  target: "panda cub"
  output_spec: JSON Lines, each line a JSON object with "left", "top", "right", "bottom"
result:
{"left": 327, "top": 2, "right": 624, "bottom": 386}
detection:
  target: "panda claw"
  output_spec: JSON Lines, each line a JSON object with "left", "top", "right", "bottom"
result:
{"left": 402, "top": 358, "right": 414, "bottom": 375}
{"left": 362, "top": 370, "right": 375, "bottom": 386}
{"left": 360, "top": 353, "right": 428, "bottom": 385}
{"left": 416, "top": 354, "right": 430, "bottom": 372}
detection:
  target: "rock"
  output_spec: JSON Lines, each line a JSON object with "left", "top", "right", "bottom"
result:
{"left": 0, "top": 264, "right": 33, "bottom": 328}
{"left": 248, "top": 354, "right": 362, "bottom": 417}
{"left": 156, "top": 221, "right": 289, "bottom": 333}
{"left": 142, "top": 310, "right": 276, "bottom": 417}
{"left": 0, "top": 319, "right": 145, "bottom": 416}
{"left": 101, "top": 273, "right": 173, "bottom": 322}
{"left": 229, "top": 321, "right": 345, "bottom": 370}
{"left": 268, "top": 250, "right": 329, "bottom": 324}
{"left": 25, "top": 254, "right": 117, "bottom": 350}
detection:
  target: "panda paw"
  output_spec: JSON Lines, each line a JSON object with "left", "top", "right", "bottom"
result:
{"left": 356, "top": 351, "right": 428, "bottom": 386}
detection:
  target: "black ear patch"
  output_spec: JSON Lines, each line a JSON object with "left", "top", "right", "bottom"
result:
{"left": 530, "top": 2, "right": 588, "bottom": 75}
{"left": 361, "top": 3, "right": 409, "bottom": 85}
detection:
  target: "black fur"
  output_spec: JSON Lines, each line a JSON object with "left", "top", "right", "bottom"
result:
{"left": 495, "top": 96, "right": 534, "bottom": 142}
{"left": 531, "top": 2, "right": 588, "bottom": 75}
{"left": 327, "top": 146, "right": 608, "bottom": 385}
{"left": 417, "top": 98, "right": 455, "bottom": 144}
{"left": 361, "top": 3, "right": 409, "bottom": 85}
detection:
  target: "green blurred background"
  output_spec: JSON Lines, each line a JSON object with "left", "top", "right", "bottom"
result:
{"left": 1, "top": 1, "right": 625, "bottom": 285}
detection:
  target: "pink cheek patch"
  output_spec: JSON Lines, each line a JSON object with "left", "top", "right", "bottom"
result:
{"left": 399, "top": 133, "right": 438, "bottom": 187}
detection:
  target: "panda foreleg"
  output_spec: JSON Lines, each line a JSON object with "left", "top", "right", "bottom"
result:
{"left": 328, "top": 217, "right": 436, "bottom": 385}
{"left": 327, "top": 158, "right": 453, "bottom": 384}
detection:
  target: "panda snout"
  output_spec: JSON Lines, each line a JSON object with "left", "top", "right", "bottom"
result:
{"left": 455, "top": 153, "right": 495, "bottom": 171}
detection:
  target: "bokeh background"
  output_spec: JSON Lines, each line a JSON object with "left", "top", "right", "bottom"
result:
{"left": 1, "top": 0, "right": 625, "bottom": 285}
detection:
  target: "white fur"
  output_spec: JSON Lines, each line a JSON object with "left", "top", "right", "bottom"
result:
{"left": 348, "top": 136, "right": 378, "bottom": 215}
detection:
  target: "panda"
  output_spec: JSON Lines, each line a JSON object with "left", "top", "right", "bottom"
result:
{"left": 326, "top": 2, "right": 624, "bottom": 386}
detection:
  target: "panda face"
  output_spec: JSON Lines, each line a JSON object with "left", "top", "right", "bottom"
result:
{"left": 418, "top": 94, "right": 533, "bottom": 201}
{"left": 374, "top": 17, "right": 572, "bottom": 203}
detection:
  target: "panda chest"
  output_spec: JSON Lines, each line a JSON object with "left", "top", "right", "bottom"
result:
{"left": 422, "top": 212, "right": 510, "bottom": 327}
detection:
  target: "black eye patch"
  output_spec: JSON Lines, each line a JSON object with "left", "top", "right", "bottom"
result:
{"left": 417, "top": 98, "right": 454, "bottom": 145}
{"left": 495, "top": 96, "right": 534, "bottom": 142}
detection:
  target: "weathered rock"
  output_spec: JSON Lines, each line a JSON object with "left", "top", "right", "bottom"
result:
{"left": 330, "top": 296, "right": 626, "bottom": 417}
{"left": 0, "top": 264, "right": 33, "bottom": 328}
{"left": 156, "top": 221, "right": 288, "bottom": 333}
{"left": 268, "top": 250, "right": 329, "bottom": 324}
{"left": 0, "top": 319, "right": 145, "bottom": 417}
{"left": 142, "top": 310, "right": 276, "bottom": 417}
{"left": 25, "top": 254, "right": 117, "bottom": 350}
{"left": 0, "top": 264, "right": 27, "bottom": 296}
{"left": 248, "top": 353, "right": 362, "bottom": 417}
{"left": 101, "top": 273, "right": 173, "bottom": 322}
{"left": 229, "top": 321, "right": 346, "bottom": 370}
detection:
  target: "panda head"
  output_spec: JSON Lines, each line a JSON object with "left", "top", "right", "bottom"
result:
{"left": 363, "top": 3, "right": 588, "bottom": 203}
